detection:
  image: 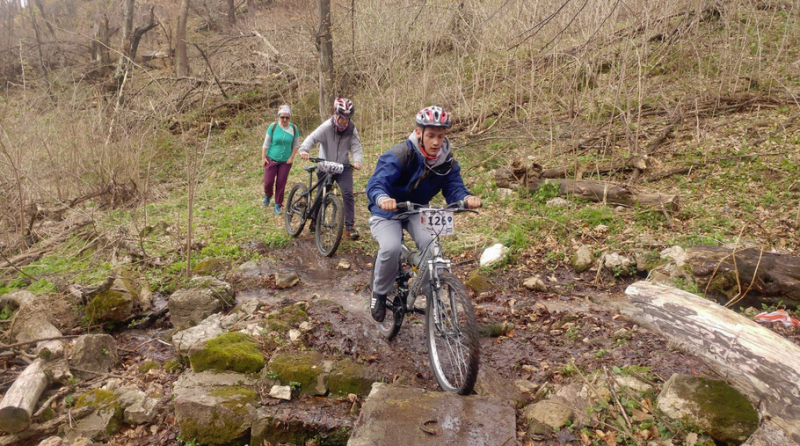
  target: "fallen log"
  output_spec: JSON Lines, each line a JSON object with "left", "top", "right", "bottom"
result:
{"left": 495, "top": 162, "right": 677, "bottom": 211}
{"left": 0, "top": 358, "right": 49, "bottom": 433}
{"left": 538, "top": 178, "right": 678, "bottom": 210}
{"left": 0, "top": 292, "right": 67, "bottom": 433}
{"left": 620, "top": 281, "right": 800, "bottom": 444}
{"left": 0, "top": 405, "right": 94, "bottom": 446}
{"left": 686, "top": 246, "right": 800, "bottom": 307}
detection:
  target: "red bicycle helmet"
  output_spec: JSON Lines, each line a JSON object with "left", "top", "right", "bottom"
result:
{"left": 415, "top": 106, "right": 451, "bottom": 128}
{"left": 334, "top": 97, "right": 355, "bottom": 119}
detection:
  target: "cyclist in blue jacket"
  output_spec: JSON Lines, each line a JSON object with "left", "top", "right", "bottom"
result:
{"left": 366, "top": 106, "right": 480, "bottom": 322}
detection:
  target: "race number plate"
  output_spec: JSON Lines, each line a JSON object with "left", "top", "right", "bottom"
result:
{"left": 420, "top": 209, "right": 454, "bottom": 236}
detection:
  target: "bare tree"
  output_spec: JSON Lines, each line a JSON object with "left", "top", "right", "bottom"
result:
{"left": 176, "top": 0, "right": 190, "bottom": 77}
{"left": 246, "top": 0, "right": 255, "bottom": 15}
{"left": 227, "top": 0, "right": 235, "bottom": 24}
{"left": 114, "top": 0, "right": 135, "bottom": 83}
{"left": 316, "top": 0, "right": 334, "bottom": 120}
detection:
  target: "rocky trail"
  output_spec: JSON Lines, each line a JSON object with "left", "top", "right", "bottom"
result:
{"left": 4, "top": 237, "right": 789, "bottom": 446}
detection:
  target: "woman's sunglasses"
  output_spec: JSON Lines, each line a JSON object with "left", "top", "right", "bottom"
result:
{"left": 279, "top": 116, "right": 290, "bottom": 120}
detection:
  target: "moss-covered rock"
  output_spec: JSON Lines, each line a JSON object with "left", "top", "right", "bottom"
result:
{"left": 251, "top": 406, "right": 352, "bottom": 446}
{"left": 465, "top": 269, "right": 491, "bottom": 294}
{"left": 193, "top": 257, "right": 231, "bottom": 277}
{"left": 657, "top": 374, "right": 758, "bottom": 445}
{"left": 267, "top": 351, "right": 327, "bottom": 395}
{"left": 86, "top": 290, "right": 134, "bottom": 324}
{"left": 263, "top": 304, "right": 308, "bottom": 334}
{"left": 327, "top": 358, "right": 378, "bottom": 397}
{"left": 65, "top": 389, "right": 123, "bottom": 441}
{"left": 188, "top": 332, "right": 265, "bottom": 373}
{"left": 174, "top": 385, "right": 256, "bottom": 446}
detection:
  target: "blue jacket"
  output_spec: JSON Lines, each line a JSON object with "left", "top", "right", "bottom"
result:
{"left": 367, "top": 134, "right": 471, "bottom": 219}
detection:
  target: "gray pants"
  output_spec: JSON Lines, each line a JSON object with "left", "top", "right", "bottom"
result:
{"left": 370, "top": 216, "right": 435, "bottom": 296}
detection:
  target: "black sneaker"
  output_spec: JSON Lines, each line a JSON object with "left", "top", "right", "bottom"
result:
{"left": 371, "top": 292, "right": 386, "bottom": 322}
{"left": 309, "top": 221, "right": 316, "bottom": 234}
{"left": 346, "top": 227, "right": 360, "bottom": 240}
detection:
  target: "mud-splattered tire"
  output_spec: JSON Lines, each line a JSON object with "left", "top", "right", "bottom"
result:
{"left": 426, "top": 272, "right": 479, "bottom": 394}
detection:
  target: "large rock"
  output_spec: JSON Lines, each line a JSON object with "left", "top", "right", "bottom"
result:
{"left": 327, "top": 358, "right": 379, "bottom": 397}
{"left": 523, "top": 383, "right": 591, "bottom": 434}
{"left": 85, "top": 277, "right": 138, "bottom": 324}
{"left": 657, "top": 374, "right": 758, "bottom": 445}
{"left": 69, "top": 334, "right": 119, "bottom": 376}
{"left": 168, "top": 277, "right": 234, "bottom": 329}
{"left": 172, "top": 370, "right": 258, "bottom": 445}
{"left": 64, "top": 389, "right": 122, "bottom": 441}
{"left": 275, "top": 271, "right": 300, "bottom": 289}
{"left": 475, "top": 367, "right": 528, "bottom": 407}
{"left": 188, "top": 332, "right": 265, "bottom": 374}
{"left": 602, "top": 252, "right": 634, "bottom": 276}
{"left": 174, "top": 385, "right": 257, "bottom": 445}
{"left": 171, "top": 311, "right": 245, "bottom": 356}
{"left": 173, "top": 370, "right": 257, "bottom": 397}
{"left": 348, "top": 384, "right": 516, "bottom": 446}
{"left": 571, "top": 245, "right": 593, "bottom": 272}
{"left": 116, "top": 387, "right": 159, "bottom": 425}
{"left": 252, "top": 404, "right": 354, "bottom": 446}
{"left": 267, "top": 351, "right": 328, "bottom": 396}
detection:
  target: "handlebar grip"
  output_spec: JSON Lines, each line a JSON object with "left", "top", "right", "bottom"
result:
{"left": 396, "top": 201, "right": 410, "bottom": 211}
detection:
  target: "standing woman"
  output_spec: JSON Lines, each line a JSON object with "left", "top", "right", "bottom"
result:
{"left": 262, "top": 105, "right": 300, "bottom": 214}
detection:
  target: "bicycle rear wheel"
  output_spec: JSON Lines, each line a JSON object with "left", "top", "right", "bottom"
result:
{"left": 284, "top": 183, "right": 308, "bottom": 237}
{"left": 315, "top": 193, "right": 344, "bottom": 257}
{"left": 369, "top": 253, "right": 402, "bottom": 340}
{"left": 426, "top": 271, "right": 479, "bottom": 395}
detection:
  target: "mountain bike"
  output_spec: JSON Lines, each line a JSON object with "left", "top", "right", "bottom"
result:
{"left": 284, "top": 157, "right": 348, "bottom": 257}
{"left": 368, "top": 201, "right": 480, "bottom": 394}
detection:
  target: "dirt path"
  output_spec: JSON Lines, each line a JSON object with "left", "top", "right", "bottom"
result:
{"left": 238, "top": 240, "right": 715, "bottom": 393}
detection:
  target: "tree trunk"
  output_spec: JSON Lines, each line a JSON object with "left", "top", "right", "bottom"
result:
{"left": 130, "top": 6, "right": 157, "bottom": 62}
{"left": 0, "top": 358, "right": 49, "bottom": 433}
{"left": 114, "top": 0, "right": 135, "bottom": 83}
{"left": 246, "top": 0, "right": 255, "bottom": 15}
{"left": 175, "top": 0, "right": 191, "bottom": 77}
{"left": 227, "top": 0, "right": 235, "bottom": 24}
{"left": 686, "top": 246, "right": 800, "bottom": 307}
{"left": 316, "top": 0, "right": 334, "bottom": 120}
{"left": 620, "top": 281, "right": 800, "bottom": 444}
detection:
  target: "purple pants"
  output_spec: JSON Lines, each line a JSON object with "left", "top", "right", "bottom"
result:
{"left": 263, "top": 160, "right": 292, "bottom": 206}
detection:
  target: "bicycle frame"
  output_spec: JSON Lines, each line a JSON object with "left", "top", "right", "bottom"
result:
{"left": 298, "top": 167, "right": 336, "bottom": 220}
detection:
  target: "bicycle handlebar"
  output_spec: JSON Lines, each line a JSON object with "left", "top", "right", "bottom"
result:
{"left": 394, "top": 200, "right": 479, "bottom": 218}
{"left": 308, "top": 157, "right": 352, "bottom": 169}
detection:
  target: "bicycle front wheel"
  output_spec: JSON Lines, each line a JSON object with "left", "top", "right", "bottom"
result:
{"left": 284, "top": 183, "right": 308, "bottom": 237}
{"left": 315, "top": 193, "right": 344, "bottom": 257}
{"left": 426, "top": 272, "right": 479, "bottom": 395}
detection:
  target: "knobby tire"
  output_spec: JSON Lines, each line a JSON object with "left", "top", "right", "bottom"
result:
{"left": 426, "top": 272, "right": 479, "bottom": 395}
{"left": 315, "top": 193, "right": 344, "bottom": 257}
{"left": 284, "top": 183, "right": 308, "bottom": 237}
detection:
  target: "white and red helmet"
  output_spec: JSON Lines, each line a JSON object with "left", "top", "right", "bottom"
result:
{"left": 415, "top": 106, "right": 451, "bottom": 128}
{"left": 333, "top": 97, "right": 354, "bottom": 119}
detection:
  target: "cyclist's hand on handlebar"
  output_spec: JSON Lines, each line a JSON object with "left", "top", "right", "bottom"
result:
{"left": 379, "top": 198, "right": 397, "bottom": 212}
{"left": 465, "top": 196, "right": 481, "bottom": 209}
{"left": 299, "top": 152, "right": 310, "bottom": 160}
{"left": 353, "top": 162, "right": 362, "bottom": 170}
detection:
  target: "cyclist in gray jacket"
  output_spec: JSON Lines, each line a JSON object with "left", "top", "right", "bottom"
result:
{"left": 299, "top": 97, "right": 364, "bottom": 240}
